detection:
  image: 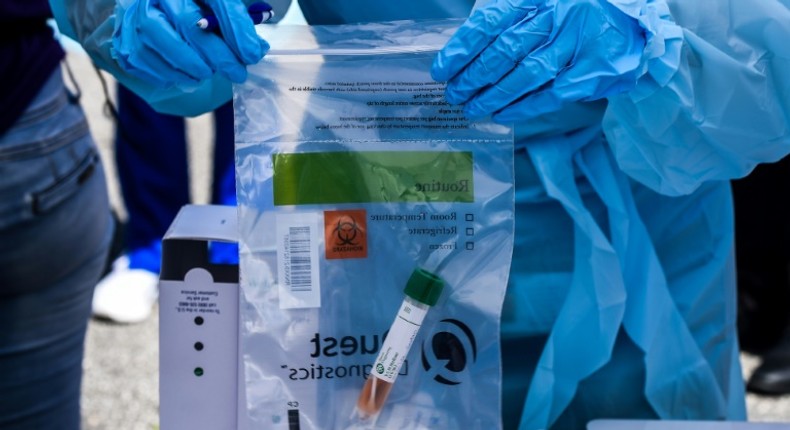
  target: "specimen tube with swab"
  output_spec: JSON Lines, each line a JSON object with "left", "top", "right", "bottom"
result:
{"left": 355, "top": 267, "right": 445, "bottom": 421}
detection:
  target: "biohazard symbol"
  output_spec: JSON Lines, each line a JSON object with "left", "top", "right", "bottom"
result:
{"left": 324, "top": 209, "right": 367, "bottom": 260}
{"left": 334, "top": 215, "right": 359, "bottom": 246}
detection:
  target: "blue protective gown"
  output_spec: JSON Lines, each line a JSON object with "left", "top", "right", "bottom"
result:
{"left": 291, "top": 1, "right": 790, "bottom": 428}
{"left": 50, "top": 0, "right": 790, "bottom": 428}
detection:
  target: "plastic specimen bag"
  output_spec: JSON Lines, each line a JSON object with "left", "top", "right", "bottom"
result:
{"left": 233, "top": 20, "right": 513, "bottom": 430}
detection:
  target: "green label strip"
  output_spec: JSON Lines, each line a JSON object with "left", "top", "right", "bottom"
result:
{"left": 272, "top": 151, "right": 474, "bottom": 205}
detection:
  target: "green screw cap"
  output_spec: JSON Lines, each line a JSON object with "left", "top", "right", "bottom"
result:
{"left": 404, "top": 268, "right": 444, "bottom": 306}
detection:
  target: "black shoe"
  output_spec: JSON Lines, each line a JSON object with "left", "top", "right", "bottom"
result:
{"left": 747, "top": 339, "right": 790, "bottom": 395}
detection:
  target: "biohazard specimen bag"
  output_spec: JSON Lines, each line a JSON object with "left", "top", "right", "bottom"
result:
{"left": 234, "top": 20, "right": 514, "bottom": 430}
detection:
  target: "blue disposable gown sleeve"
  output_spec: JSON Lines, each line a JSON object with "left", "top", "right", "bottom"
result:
{"left": 49, "top": 0, "right": 229, "bottom": 116}
{"left": 49, "top": 0, "right": 292, "bottom": 116}
{"left": 603, "top": 0, "right": 790, "bottom": 196}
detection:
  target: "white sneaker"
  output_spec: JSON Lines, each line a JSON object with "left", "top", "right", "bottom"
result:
{"left": 92, "top": 256, "right": 159, "bottom": 324}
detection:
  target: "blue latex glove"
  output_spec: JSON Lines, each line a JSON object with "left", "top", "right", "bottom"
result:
{"left": 432, "top": 0, "right": 646, "bottom": 122}
{"left": 112, "top": 0, "right": 269, "bottom": 86}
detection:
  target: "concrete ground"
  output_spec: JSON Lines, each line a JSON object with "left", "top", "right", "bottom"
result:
{"left": 63, "top": 42, "right": 790, "bottom": 430}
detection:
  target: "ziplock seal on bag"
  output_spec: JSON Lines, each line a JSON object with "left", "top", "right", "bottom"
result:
{"left": 234, "top": 20, "right": 514, "bottom": 430}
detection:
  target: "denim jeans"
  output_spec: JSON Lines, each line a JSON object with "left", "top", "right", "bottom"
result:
{"left": 0, "top": 67, "right": 112, "bottom": 429}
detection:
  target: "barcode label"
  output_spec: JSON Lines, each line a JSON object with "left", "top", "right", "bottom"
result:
{"left": 277, "top": 213, "right": 321, "bottom": 309}
{"left": 286, "top": 226, "right": 312, "bottom": 292}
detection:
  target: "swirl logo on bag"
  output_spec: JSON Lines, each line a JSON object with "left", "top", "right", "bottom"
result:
{"left": 421, "top": 319, "right": 477, "bottom": 385}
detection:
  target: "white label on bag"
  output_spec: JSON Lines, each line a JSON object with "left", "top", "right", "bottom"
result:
{"left": 373, "top": 299, "right": 429, "bottom": 383}
{"left": 277, "top": 212, "right": 321, "bottom": 309}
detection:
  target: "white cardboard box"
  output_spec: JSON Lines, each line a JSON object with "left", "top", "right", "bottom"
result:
{"left": 159, "top": 205, "right": 241, "bottom": 430}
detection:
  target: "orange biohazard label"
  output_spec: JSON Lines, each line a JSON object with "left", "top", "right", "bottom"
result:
{"left": 324, "top": 209, "right": 368, "bottom": 260}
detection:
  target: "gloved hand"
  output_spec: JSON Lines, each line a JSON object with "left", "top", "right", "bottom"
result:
{"left": 431, "top": 0, "right": 646, "bottom": 122}
{"left": 112, "top": 0, "right": 269, "bottom": 87}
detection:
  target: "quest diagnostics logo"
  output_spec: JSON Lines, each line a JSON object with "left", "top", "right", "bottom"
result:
{"left": 421, "top": 319, "right": 477, "bottom": 385}
{"left": 324, "top": 209, "right": 367, "bottom": 260}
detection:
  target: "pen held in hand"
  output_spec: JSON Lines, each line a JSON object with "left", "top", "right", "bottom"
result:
{"left": 196, "top": 2, "right": 274, "bottom": 31}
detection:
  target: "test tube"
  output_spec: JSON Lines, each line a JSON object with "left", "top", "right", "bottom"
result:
{"left": 355, "top": 268, "right": 445, "bottom": 420}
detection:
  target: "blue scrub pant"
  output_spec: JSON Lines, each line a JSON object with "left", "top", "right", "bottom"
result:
{"left": 115, "top": 85, "right": 238, "bottom": 273}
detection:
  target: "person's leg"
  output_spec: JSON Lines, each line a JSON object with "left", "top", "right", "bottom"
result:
{"left": 732, "top": 156, "right": 790, "bottom": 354}
{"left": 211, "top": 100, "right": 235, "bottom": 207}
{"left": 92, "top": 84, "right": 189, "bottom": 323}
{"left": 208, "top": 100, "right": 239, "bottom": 264}
{"left": 733, "top": 155, "right": 790, "bottom": 394}
{"left": 0, "top": 68, "right": 112, "bottom": 429}
{"left": 115, "top": 84, "right": 190, "bottom": 273}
